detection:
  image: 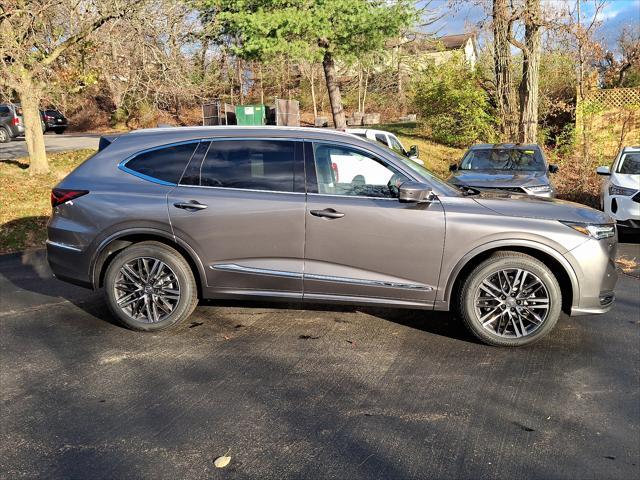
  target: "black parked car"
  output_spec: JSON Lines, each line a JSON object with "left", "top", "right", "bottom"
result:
{"left": 41, "top": 109, "right": 68, "bottom": 134}
{"left": 0, "top": 103, "right": 25, "bottom": 143}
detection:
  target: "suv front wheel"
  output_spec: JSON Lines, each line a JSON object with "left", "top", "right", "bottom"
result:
{"left": 104, "top": 241, "right": 199, "bottom": 331}
{"left": 458, "top": 251, "right": 562, "bottom": 347}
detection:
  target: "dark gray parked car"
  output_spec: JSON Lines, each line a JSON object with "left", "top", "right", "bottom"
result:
{"left": 448, "top": 144, "right": 558, "bottom": 197}
{"left": 47, "top": 127, "right": 617, "bottom": 347}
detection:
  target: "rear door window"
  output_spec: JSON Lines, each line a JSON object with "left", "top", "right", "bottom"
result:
{"left": 125, "top": 143, "right": 197, "bottom": 184}
{"left": 186, "top": 139, "right": 299, "bottom": 192}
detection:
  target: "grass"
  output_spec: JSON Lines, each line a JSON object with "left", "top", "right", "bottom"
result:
{"left": 0, "top": 149, "right": 96, "bottom": 254}
{"left": 375, "top": 122, "right": 465, "bottom": 177}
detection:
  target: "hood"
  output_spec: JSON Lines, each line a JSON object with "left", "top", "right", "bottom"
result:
{"left": 611, "top": 171, "right": 640, "bottom": 190}
{"left": 472, "top": 190, "right": 612, "bottom": 224}
{"left": 448, "top": 170, "right": 548, "bottom": 188}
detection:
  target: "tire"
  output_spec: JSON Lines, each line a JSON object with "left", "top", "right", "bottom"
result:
{"left": 54, "top": 129, "right": 65, "bottom": 134}
{"left": 41, "top": 121, "right": 47, "bottom": 133}
{"left": 104, "top": 241, "right": 198, "bottom": 331}
{"left": 0, "top": 127, "right": 10, "bottom": 143}
{"left": 458, "top": 251, "right": 562, "bottom": 347}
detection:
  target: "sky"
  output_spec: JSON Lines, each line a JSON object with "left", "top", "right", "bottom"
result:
{"left": 424, "top": 0, "right": 640, "bottom": 52}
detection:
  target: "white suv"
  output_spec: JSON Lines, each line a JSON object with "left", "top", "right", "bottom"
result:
{"left": 345, "top": 128, "right": 423, "bottom": 165}
{"left": 597, "top": 146, "right": 640, "bottom": 232}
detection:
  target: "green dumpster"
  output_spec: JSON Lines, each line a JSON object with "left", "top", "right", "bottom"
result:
{"left": 235, "top": 104, "right": 266, "bottom": 126}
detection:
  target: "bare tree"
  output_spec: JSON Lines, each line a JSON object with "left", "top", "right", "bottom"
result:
{"left": 0, "top": 1, "right": 130, "bottom": 174}
{"left": 599, "top": 26, "right": 640, "bottom": 88}
{"left": 492, "top": 0, "right": 517, "bottom": 140}
{"left": 508, "top": 0, "right": 543, "bottom": 143}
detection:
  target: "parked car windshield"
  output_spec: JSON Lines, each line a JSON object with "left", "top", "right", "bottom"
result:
{"left": 384, "top": 148, "right": 462, "bottom": 196}
{"left": 460, "top": 148, "right": 545, "bottom": 172}
{"left": 617, "top": 153, "right": 640, "bottom": 174}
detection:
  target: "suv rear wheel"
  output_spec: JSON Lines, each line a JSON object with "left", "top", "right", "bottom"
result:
{"left": 458, "top": 251, "right": 561, "bottom": 347}
{"left": 104, "top": 241, "right": 198, "bottom": 331}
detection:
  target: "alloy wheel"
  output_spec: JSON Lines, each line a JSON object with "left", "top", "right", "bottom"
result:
{"left": 113, "top": 257, "right": 181, "bottom": 323}
{"left": 474, "top": 268, "right": 550, "bottom": 338}
{"left": 0, "top": 129, "right": 7, "bottom": 142}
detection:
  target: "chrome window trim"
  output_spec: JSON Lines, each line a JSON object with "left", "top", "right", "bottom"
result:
{"left": 118, "top": 139, "right": 204, "bottom": 187}
{"left": 212, "top": 263, "right": 432, "bottom": 290}
{"left": 308, "top": 192, "right": 409, "bottom": 202}
{"left": 178, "top": 137, "right": 302, "bottom": 193}
{"left": 178, "top": 184, "right": 306, "bottom": 195}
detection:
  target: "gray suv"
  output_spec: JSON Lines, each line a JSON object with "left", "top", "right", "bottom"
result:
{"left": 47, "top": 127, "right": 618, "bottom": 347}
{"left": 448, "top": 144, "right": 558, "bottom": 197}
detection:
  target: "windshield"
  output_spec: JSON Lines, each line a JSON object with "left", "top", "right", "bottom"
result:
{"left": 617, "top": 153, "right": 640, "bottom": 174}
{"left": 460, "top": 148, "right": 545, "bottom": 171}
{"left": 385, "top": 148, "right": 462, "bottom": 196}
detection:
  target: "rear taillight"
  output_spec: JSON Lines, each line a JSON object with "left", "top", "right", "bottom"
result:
{"left": 12, "top": 117, "right": 20, "bottom": 125}
{"left": 51, "top": 189, "right": 88, "bottom": 207}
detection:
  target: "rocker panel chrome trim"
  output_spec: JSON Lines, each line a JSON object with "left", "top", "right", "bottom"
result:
{"left": 211, "top": 263, "right": 432, "bottom": 291}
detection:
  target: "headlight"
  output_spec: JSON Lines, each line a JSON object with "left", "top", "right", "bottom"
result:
{"left": 526, "top": 185, "right": 551, "bottom": 193}
{"left": 608, "top": 184, "right": 636, "bottom": 196}
{"left": 561, "top": 221, "right": 615, "bottom": 239}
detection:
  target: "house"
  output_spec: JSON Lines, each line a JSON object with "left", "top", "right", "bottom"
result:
{"left": 408, "top": 33, "right": 478, "bottom": 68}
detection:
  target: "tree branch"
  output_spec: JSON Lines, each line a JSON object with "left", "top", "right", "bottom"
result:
{"left": 41, "top": 8, "right": 126, "bottom": 67}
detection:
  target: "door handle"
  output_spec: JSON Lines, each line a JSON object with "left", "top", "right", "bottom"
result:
{"left": 310, "top": 208, "right": 345, "bottom": 219}
{"left": 173, "top": 201, "right": 208, "bottom": 211}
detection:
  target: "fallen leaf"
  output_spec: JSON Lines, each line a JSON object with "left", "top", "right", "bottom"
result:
{"left": 214, "top": 456, "right": 231, "bottom": 468}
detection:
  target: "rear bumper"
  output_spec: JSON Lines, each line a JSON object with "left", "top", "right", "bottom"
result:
{"left": 46, "top": 240, "right": 92, "bottom": 289}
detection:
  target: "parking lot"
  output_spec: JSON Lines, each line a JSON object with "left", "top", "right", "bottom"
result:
{"left": 1, "top": 243, "right": 638, "bottom": 479}
{"left": 0, "top": 134, "right": 100, "bottom": 160}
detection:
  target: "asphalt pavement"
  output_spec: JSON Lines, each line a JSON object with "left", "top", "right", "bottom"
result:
{"left": 0, "top": 244, "right": 638, "bottom": 479}
{"left": 0, "top": 133, "right": 101, "bottom": 160}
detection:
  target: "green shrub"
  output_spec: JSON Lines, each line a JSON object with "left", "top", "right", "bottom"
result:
{"left": 410, "top": 57, "right": 496, "bottom": 147}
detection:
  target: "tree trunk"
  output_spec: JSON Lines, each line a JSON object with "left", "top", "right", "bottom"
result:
{"left": 322, "top": 50, "right": 346, "bottom": 129}
{"left": 17, "top": 73, "right": 48, "bottom": 175}
{"left": 518, "top": 0, "right": 542, "bottom": 143}
{"left": 362, "top": 68, "right": 369, "bottom": 115}
{"left": 310, "top": 65, "right": 318, "bottom": 118}
{"left": 493, "top": 0, "right": 517, "bottom": 141}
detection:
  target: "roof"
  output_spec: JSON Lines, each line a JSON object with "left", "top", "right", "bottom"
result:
{"left": 106, "top": 125, "right": 383, "bottom": 155}
{"left": 122, "top": 125, "right": 358, "bottom": 140}
{"left": 439, "top": 33, "right": 475, "bottom": 49}
{"left": 413, "top": 33, "right": 476, "bottom": 53}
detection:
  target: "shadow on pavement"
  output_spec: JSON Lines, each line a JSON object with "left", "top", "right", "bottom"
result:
{"left": 0, "top": 246, "right": 477, "bottom": 344}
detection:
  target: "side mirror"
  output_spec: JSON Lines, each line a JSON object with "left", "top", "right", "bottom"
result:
{"left": 548, "top": 164, "right": 559, "bottom": 174}
{"left": 408, "top": 144, "right": 419, "bottom": 158}
{"left": 596, "top": 166, "right": 611, "bottom": 176}
{"left": 399, "top": 182, "right": 434, "bottom": 203}
{"left": 449, "top": 163, "right": 458, "bottom": 172}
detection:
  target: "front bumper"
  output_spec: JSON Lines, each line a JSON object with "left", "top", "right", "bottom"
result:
{"left": 565, "top": 236, "right": 618, "bottom": 316}
{"left": 604, "top": 193, "right": 640, "bottom": 224}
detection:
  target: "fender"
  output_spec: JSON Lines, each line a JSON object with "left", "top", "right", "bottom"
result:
{"left": 89, "top": 227, "right": 208, "bottom": 292}
{"left": 441, "top": 238, "right": 581, "bottom": 308}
